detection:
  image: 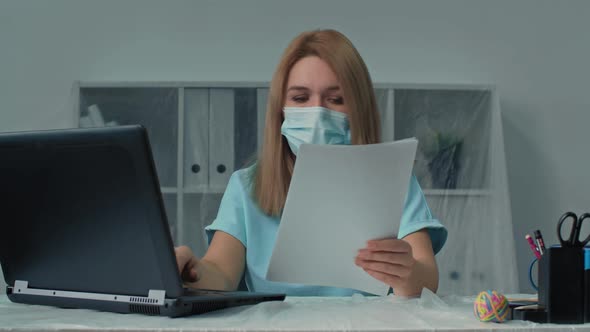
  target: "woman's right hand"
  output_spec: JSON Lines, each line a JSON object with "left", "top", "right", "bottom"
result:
{"left": 174, "top": 246, "right": 200, "bottom": 283}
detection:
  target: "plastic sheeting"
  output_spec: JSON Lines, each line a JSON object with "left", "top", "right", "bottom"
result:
{"left": 0, "top": 290, "right": 549, "bottom": 331}
{"left": 72, "top": 83, "right": 518, "bottom": 296}
{"left": 384, "top": 88, "right": 518, "bottom": 296}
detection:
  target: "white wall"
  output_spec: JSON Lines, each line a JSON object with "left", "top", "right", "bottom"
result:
{"left": 1, "top": 0, "right": 590, "bottom": 293}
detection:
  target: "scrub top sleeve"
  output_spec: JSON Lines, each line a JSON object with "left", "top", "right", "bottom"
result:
{"left": 204, "top": 171, "right": 248, "bottom": 248}
{"left": 397, "top": 175, "right": 448, "bottom": 254}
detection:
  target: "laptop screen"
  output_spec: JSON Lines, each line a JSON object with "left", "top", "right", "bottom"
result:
{"left": 0, "top": 126, "right": 184, "bottom": 298}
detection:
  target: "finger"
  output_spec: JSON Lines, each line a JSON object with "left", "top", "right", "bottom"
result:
{"left": 174, "top": 246, "right": 198, "bottom": 281}
{"left": 190, "top": 268, "right": 198, "bottom": 281}
{"left": 364, "top": 268, "right": 401, "bottom": 286}
{"left": 366, "top": 239, "right": 411, "bottom": 253}
{"left": 183, "top": 256, "right": 199, "bottom": 282}
{"left": 186, "top": 268, "right": 198, "bottom": 282}
{"left": 355, "top": 258, "right": 412, "bottom": 278}
{"left": 181, "top": 266, "right": 192, "bottom": 281}
{"left": 181, "top": 265, "right": 199, "bottom": 282}
{"left": 357, "top": 250, "right": 414, "bottom": 267}
{"left": 174, "top": 248, "right": 189, "bottom": 274}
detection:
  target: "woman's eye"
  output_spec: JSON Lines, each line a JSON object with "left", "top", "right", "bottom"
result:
{"left": 291, "top": 95, "right": 308, "bottom": 103}
{"left": 328, "top": 97, "right": 344, "bottom": 105}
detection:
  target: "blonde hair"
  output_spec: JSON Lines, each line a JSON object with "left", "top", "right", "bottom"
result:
{"left": 253, "top": 29, "right": 381, "bottom": 216}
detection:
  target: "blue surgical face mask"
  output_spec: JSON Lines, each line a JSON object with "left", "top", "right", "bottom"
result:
{"left": 280, "top": 106, "right": 351, "bottom": 155}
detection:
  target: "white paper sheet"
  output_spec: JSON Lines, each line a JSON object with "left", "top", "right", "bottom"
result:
{"left": 266, "top": 139, "right": 418, "bottom": 295}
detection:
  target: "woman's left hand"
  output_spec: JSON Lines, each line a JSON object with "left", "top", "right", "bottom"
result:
{"left": 354, "top": 238, "right": 416, "bottom": 290}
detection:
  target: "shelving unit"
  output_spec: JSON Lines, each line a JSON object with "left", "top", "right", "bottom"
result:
{"left": 423, "top": 189, "right": 490, "bottom": 196}
{"left": 74, "top": 82, "right": 517, "bottom": 295}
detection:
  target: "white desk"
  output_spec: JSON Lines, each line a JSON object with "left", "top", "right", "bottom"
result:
{"left": 2, "top": 293, "right": 589, "bottom": 332}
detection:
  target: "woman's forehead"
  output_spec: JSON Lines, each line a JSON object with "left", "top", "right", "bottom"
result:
{"left": 286, "top": 56, "right": 340, "bottom": 90}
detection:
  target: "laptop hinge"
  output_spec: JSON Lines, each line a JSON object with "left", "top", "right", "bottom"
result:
{"left": 13, "top": 280, "right": 166, "bottom": 305}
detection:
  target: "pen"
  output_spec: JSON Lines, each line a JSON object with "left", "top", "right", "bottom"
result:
{"left": 534, "top": 230, "right": 546, "bottom": 255}
{"left": 525, "top": 234, "right": 542, "bottom": 259}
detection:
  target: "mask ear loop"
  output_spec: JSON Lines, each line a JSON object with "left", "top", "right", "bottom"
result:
{"left": 528, "top": 258, "right": 538, "bottom": 291}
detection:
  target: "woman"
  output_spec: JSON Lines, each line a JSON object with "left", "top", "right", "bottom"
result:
{"left": 176, "top": 29, "right": 447, "bottom": 297}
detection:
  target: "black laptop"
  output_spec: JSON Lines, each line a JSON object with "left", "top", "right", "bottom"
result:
{"left": 0, "top": 125, "right": 285, "bottom": 317}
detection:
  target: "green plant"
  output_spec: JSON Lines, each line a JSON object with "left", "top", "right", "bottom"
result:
{"left": 421, "top": 132, "right": 464, "bottom": 189}
{"left": 421, "top": 132, "right": 462, "bottom": 159}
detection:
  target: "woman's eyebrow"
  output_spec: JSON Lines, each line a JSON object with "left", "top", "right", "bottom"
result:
{"left": 286, "top": 85, "right": 341, "bottom": 93}
{"left": 286, "top": 86, "right": 310, "bottom": 92}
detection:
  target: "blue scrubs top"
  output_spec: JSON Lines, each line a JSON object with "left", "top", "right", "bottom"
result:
{"left": 205, "top": 166, "right": 447, "bottom": 296}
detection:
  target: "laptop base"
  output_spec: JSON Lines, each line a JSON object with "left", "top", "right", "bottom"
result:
{"left": 8, "top": 282, "right": 285, "bottom": 317}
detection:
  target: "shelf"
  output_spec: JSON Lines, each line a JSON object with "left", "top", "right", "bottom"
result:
{"left": 159, "top": 187, "right": 226, "bottom": 194}
{"left": 423, "top": 189, "right": 490, "bottom": 196}
{"left": 183, "top": 188, "right": 225, "bottom": 194}
{"left": 160, "top": 187, "right": 177, "bottom": 194}
{"left": 173, "top": 188, "right": 489, "bottom": 196}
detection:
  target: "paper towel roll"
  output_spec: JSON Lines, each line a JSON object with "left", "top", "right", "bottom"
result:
{"left": 88, "top": 104, "right": 105, "bottom": 126}
{"left": 0, "top": 264, "right": 6, "bottom": 294}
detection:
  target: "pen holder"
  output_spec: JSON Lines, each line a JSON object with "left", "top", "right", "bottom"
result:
{"left": 538, "top": 246, "right": 584, "bottom": 324}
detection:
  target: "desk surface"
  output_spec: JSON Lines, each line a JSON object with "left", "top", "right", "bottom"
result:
{"left": 2, "top": 293, "right": 589, "bottom": 332}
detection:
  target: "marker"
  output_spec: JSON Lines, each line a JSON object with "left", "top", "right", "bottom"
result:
{"left": 526, "top": 234, "right": 542, "bottom": 259}
{"left": 534, "top": 230, "right": 546, "bottom": 255}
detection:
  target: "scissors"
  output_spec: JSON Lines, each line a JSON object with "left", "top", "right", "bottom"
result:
{"left": 557, "top": 211, "right": 590, "bottom": 247}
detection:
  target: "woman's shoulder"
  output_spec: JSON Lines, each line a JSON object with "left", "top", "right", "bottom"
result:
{"left": 229, "top": 164, "right": 257, "bottom": 192}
